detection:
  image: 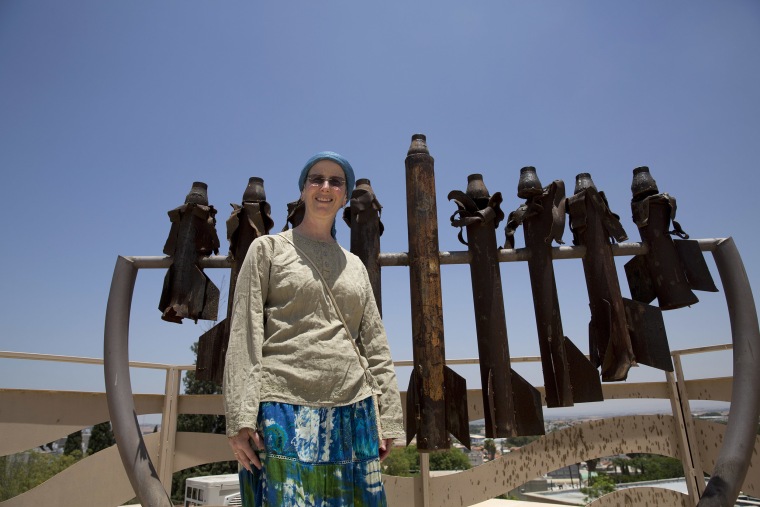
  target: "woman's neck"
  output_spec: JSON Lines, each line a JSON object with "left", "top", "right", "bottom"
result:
{"left": 293, "top": 219, "right": 335, "bottom": 243}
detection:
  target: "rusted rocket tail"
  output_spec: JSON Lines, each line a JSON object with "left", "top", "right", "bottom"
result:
{"left": 159, "top": 263, "right": 220, "bottom": 324}
{"left": 196, "top": 177, "right": 273, "bottom": 383}
{"left": 509, "top": 369, "right": 545, "bottom": 437}
{"left": 195, "top": 317, "right": 229, "bottom": 384}
{"left": 406, "top": 366, "right": 471, "bottom": 449}
{"left": 623, "top": 298, "right": 673, "bottom": 372}
{"left": 159, "top": 181, "right": 221, "bottom": 324}
{"left": 563, "top": 337, "right": 604, "bottom": 403}
{"left": 626, "top": 167, "right": 717, "bottom": 309}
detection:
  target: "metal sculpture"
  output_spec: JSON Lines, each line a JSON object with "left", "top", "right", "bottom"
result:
{"left": 343, "top": 178, "right": 384, "bottom": 314}
{"left": 449, "top": 173, "right": 544, "bottom": 438}
{"left": 505, "top": 167, "right": 603, "bottom": 407}
{"left": 625, "top": 166, "right": 717, "bottom": 310}
{"left": 405, "top": 134, "right": 470, "bottom": 450}
{"left": 282, "top": 199, "right": 305, "bottom": 231}
{"left": 158, "top": 181, "right": 220, "bottom": 324}
{"left": 567, "top": 173, "right": 673, "bottom": 381}
{"left": 196, "top": 177, "right": 274, "bottom": 383}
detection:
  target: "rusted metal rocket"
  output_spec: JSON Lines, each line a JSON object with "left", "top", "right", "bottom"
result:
{"left": 449, "top": 173, "right": 544, "bottom": 438}
{"left": 405, "top": 134, "right": 470, "bottom": 450}
{"left": 567, "top": 173, "right": 672, "bottom": 381}
{"left": 343, "top": 178, "right": 384, "bottom": 314}
{"left": 505, "top": 167, "right": 603, "bottom": 407}
{"left": 625, "top": 166, "right": 717, "bottom": 310}
{"left": 159, "top": 182, "right": 220, "bottom": 324}
{"left": 195, "top": 177, "right": 274, "bottom": 383}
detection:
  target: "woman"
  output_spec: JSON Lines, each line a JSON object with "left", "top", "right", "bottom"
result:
{"left": 224, "top": 151, "right": 405, "bottom": 506}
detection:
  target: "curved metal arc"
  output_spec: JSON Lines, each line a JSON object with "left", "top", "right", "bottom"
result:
{"left": 104, "top": 256, "right": 173, "bottom": 507}
{"left": 697, "top": 237, "right": 760, "bottom": 507}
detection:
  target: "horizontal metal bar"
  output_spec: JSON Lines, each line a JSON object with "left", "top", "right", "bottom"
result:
{"left": 671, "top": 343, "right": 733, "bottom": 356}
{"left": 2, "top": 344, "right": 731, "bottom": 370}
{"left": 118, "top": 238, "right": 725, "bottom": 269}
{"left": 0, "top": 350, "right": 194, "bottom": 371}
{"left": 380, "top": 238, "right": 725, "bottom": 267}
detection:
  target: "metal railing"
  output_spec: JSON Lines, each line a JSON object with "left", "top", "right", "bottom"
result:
{"left": 2, "top": 236, "right": 758, "bottom": 506}
{"left": 0, "top": 343, "right": 751, "bottom": 507}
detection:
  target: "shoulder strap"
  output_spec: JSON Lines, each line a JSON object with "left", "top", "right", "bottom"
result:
{"left": 280, "top": 234, "right": 372, "bottom": 378}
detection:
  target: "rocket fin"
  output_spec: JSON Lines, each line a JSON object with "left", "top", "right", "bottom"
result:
{"left": 624, "top": 298, "right": 673, "bottom": 372}
{"left": 564, "top": 337, "right": 604, "bottom": 403}
{"left": 160, "top": 264, "right": 219, "bottom": 323}
{"left": 405, "top": 371, "right": 420, "bottom": 447}
{"left": 674, "top": 239, "right": 719, "bottom": 293}
{"left": 510, "top": 369, "right": 545, "bottom": 437}
{"left": 158, "top": 266, "right": 180, "bottom": 322}
{"left": 588, "top": 299, "right": 611, "bottom": 370}
{"left": 198, "top": 270, "right": 220, "bottom": 321}
{"left": 624, "top": 255, "right": 657, "bottom": 304}
{"left": 444, "top": 366, "right": 471, "bottom": 449}
{"left": 196, "top": 318, "right": 229, "bottom": 383}
{"left": 485, "top": 368, "right": 497, "bottom": 439}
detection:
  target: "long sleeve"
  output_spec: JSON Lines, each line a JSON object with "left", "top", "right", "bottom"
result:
{"left": 356, "top": 267, "right": 406, "bottom": 440}
{"left": 223, "top": 237, "right": 272, "bottom": 437}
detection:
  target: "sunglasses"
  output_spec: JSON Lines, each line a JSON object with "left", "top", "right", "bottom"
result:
{"left": 306, "top": 175, "right": 346, "bottom": 189}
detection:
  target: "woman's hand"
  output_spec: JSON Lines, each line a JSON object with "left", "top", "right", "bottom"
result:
{"left": 379, "top": 437, "right": 394, "bottom": 462}
{"left": 228, "top": 427, "right": 265, "bottom": 472}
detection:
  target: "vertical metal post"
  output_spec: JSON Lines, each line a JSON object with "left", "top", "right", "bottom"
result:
{"left": 158, "top": 366, "right": 181, "bottom": 489}
{"left": 673, "top": 354, "right": 705, "bottom": 498}
{"left": 665, "top": 367, "right": 700, "bottom": 507}
{"left": 419, "top": 453, "right": 431, "bottom": 507}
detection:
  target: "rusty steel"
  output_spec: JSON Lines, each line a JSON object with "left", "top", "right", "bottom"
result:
{"left": 506, "top": 167, "right": 602, "bottom": 407}
{"left": 405, "top": 134, "right": 469, "bottom": 450}
{"left": 566, "top": 173, "right": 636, "bottom": 381}
{"left": 158, "top": 181, "right": 220, "bottom": 324}
{"left": 343, "top": 178, "right": 384, "bottom": 315}
{"left": 196, "top": 177, "right": 274, "bottom": 383}
{"left": 568, "top": 173, "right": 674, "bottom": 381}
{"left": 449, "top": 173, "right": 543, "bottom": 437}
{"left": 282, "top": 198, "right": 305, "bottom": 231}
{"left": 626, "top": 166, "right": 717, "bottom": 310}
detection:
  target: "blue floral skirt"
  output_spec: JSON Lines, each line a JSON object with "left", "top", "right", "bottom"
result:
{"left": 239, "top": 397, "right": 387, "bottom": 506}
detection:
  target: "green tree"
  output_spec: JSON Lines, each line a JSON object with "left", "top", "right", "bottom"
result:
{"left": 383, "top": 445, "right": 471, "bottom": 476}
{"left": 87, "top": 422, "right": 116, "bottom": 455}
{"left": 611, "top": 456, "right": 631, "bottom": 476}
{"left": 0, "top": 452, "right": 80, "bottom": 501}
{"left": 620, "top": 454, "right": 683, "bottom": 483}
{"left": 382, "top": 447, "right": 414, "bottom": 476}
{"left": 429, "top": 448, "right": 471, "bottom": 471}
{"left": 170, "top": 342, "right": 236, "bottom": 504}
{"left": 483, "top": 439, "right": 496, "bottom": 460}
{"left": 504, "top": 435, "right": 539, "bottom": 448}
{"left": 580, "top": 473, "right": 616, "bottom": 502}
{"left": 586, "top": 458, "right": 599, "bottom": 475}
{"left": 63, "top": 430, "right": 83, "bottom": 456}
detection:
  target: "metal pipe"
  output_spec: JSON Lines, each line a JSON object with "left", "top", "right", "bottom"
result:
{"left": 698, "top": 237, "right": 760, "bottom": 507}
{"left": 120, "top": 238, "right": 729, "bottom": 269}
{"left": 0, "top": 350, "right": 191, "bottom": 369}
{"left": 104, "top": 256, "right": 173, "bottom": 507}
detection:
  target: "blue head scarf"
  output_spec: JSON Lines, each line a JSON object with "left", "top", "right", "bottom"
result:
{"left": 298, "top": 151, "right": 356, "bottom": 238}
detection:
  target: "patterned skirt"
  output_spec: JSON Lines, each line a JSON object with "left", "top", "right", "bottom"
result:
{"left": 239, "top": 397, "right": 387, "bottom": 507}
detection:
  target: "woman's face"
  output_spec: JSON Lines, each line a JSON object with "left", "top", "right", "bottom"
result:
{"left": 300, "top": 159, "right": 348, "bottom": 221}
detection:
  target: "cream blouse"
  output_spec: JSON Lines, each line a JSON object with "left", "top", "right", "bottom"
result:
{"left": 223, "top": 229, "right": 405, "bottom": 439}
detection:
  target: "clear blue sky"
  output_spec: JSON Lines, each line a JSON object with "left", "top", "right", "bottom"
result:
{"left": 1, "top": 1, "right": 757, "bottom": 416}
